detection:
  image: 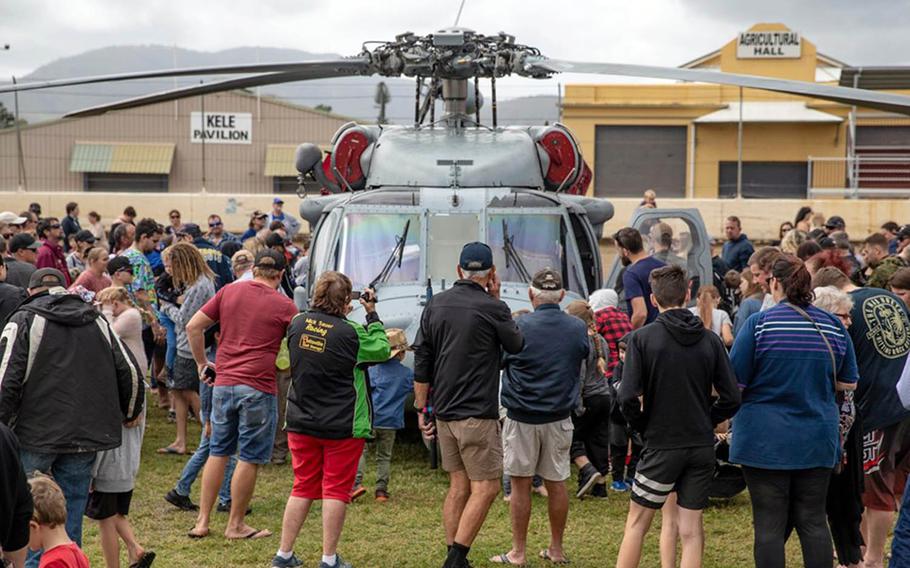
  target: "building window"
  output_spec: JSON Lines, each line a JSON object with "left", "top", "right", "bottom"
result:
{"left": 594, "top": 125, "right": 687, "bottom": 198}
{"left": 83, "top": 173, "right": 168, "bottom": 192}
{"left": 718, "top": 162, "right": 807, "bottom": 199}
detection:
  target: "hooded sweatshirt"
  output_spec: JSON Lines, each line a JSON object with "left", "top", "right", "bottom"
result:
{"left": 0, "top": 289, "right": 144, "bottom": 453}
{"left": 618, "top": 308, "right": 740, "bottom": 449}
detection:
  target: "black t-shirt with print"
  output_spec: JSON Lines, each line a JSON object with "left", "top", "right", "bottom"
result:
{"left": 848, "top": 287, "right": 910, "bottom": 433}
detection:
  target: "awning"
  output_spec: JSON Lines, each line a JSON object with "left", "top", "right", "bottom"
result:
{"left": 69, "top": 142, "right": 175, "bottom": 174}
{"left": 694, "top": 102, "right": 843, "bottom": 124}
{"left": 264, "top": 143, "right": 333, "bottom": 177}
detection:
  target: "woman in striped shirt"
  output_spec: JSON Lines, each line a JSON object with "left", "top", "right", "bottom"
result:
{"left": 730, "top": 255, "right": 859, "bottom": 568}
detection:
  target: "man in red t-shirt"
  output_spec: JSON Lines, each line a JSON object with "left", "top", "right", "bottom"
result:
{"left": 185, "top": 250, "right": 298, "bottom": 540}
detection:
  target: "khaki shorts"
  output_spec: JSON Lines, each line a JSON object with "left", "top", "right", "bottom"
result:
{"left": 437, "top": 418, "right": 503, "bottom": 481}
{"left": 502, "top": 417, "right": 573, "bottom": 482}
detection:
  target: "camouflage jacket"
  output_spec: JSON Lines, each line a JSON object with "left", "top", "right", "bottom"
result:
{"left": 867, "top": 255, "right": 909, "bottom": 289}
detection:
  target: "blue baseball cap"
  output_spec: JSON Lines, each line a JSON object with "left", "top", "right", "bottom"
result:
{"left": 459, "top": 242, "right": 493, "bottom": 271}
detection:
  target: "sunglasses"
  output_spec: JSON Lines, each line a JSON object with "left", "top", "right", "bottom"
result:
{"left": 209, "top": 222, "right": 222, "bottom": 227}
{"left": 50, "top": 224, "right": 61, "bottom": 229}
{"left": 170, "top": 215, "right": 180, "bottom": 219}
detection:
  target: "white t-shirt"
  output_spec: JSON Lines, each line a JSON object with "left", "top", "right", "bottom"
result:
{"left": 689, "top": 307, "right": 732, "bottom": 338}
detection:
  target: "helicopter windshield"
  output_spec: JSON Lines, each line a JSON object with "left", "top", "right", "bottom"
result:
{"left": 337, "top": 212, "right": 421, "bottom": 289}
{"left": 487, "top": 214, "right": 564, "bottom": 285}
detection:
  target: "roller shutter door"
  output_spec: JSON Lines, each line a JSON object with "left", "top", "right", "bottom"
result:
{"left": 594, "top": 125, "right": 686, "bottom": 198}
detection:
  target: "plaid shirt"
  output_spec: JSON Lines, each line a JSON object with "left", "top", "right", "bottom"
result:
{"left": 595, "top": 306, "right": 632, "bottom": 379}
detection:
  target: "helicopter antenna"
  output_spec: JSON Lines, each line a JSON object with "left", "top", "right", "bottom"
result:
{"left": 454, "top": 0, "right": 467, "bottom": 26}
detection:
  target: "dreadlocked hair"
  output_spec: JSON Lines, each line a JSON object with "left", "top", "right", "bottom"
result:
{"left": 163, "top": 243, "right": 215, "bottom": 288}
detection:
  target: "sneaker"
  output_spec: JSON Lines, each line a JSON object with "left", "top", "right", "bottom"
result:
{"left": 167, "top": 410, "right": 176, "bottom": 423}
{"left": 164, "top": 489, "right": 198, "bottom": 511}
{"left": 271, "top": 553, "right": 303, "bottom": 568}
{"left": 576, "top": 464, "right": 603, "bottom": 499}
{"left": 350, "top": 485, "right": 367, "bottom": 502}
{"left": 318, "top": 554, "right": 352, "bottom": 568}
{"left": 216, "top": 501, "right": 252, "bottom": 515}
{"left": 590, "top": 483, "right": 608, "bottom": 499}
{"left": 532, "top": 484, "right": 549, "bottom": 498}
{"left": 611, "top": 480, "right": 630, "bottom": 492}
{"left": 375, "top": 489, "right": 390, "bottom": 502}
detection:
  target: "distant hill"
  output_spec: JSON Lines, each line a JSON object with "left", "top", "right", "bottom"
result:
{"left": 0, "top": 45, "right": 559, "bottom": 125}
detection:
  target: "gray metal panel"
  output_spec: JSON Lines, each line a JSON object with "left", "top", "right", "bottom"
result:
{"left": 366, "top": 127, "right": 545, "bottom": 189}
{"left": 594, "top": 125, "right": 686, "bottom": 198}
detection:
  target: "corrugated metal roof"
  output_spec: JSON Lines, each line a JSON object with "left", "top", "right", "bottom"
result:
{"left": 264, "top": 144, "right": 297, "bottom": 177}
{"left": 110, "top": 143, "right": 174, "bottom": 174}
{"left": 695, "top": 102, "right": 843, "bottom": 123}
{"left": 69, "top": 142, "right": 112, "bottom": 172}
{"left": 69, "top": 142, "right": 174, "bottom": 174}
{"left": 840, "top": 67, "right": 910, "bottom": 90}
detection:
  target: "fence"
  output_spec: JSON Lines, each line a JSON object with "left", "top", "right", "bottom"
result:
{"left": 808, "top": 154, "right": 910, "bottom": 198}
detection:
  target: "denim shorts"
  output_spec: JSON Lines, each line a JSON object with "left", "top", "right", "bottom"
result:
{"left": 209, "top": 384, "right": 277, "bottom": 465}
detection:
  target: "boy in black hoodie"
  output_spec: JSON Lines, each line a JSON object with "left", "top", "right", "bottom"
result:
{"left": 616, "top": 265, "right": 740, "bottom": 568}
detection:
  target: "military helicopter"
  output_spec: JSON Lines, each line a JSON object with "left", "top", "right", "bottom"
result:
{"left": 6, "top": 27, "right": 910, "bottom": 345}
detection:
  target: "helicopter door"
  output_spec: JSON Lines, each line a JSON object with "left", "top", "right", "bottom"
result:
{"left": 567, "top": 212, "right": 602, "bottom": 294}
{"left": 605, "top": 208, "right": 712, "bottom": 307}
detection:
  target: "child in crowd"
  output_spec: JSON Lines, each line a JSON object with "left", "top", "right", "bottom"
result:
{"left": 607, "top": 335, "right": 641, "bottom": 492}
{"left": 91, "top": 288, "right": 155, "bottom": 568}
{"left": 352, "top": 329, "right": 414, "bottom": 502}
{"left": 28, "top": 475, "right": 90, "bottom": 568}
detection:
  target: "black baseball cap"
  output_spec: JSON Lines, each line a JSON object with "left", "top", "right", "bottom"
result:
{"left": 825, "top": 215, "right": 846, "bottom": 230}
{"left": 531, "top": 267, "right": 563, "bottom": 291}
{"left": 74, "top": 229, "right": 96, "bottom": 244}
{"left": 254, "top": 249, "right": 286, "bottom": 271}
{"left": 183, "top": 223, "right": 203, "bottom": 239}
{"left": 459, "top": 242, "right": 493, "bottom": 271}
{"left": 898, "top": 225, "right": 910, "bottom": 242}
{"left": 28, "top": 268, "right": 66, "bottom": 290}
{"left": 107, "top": 256, "right": 133, "bottom": 274}
{"left": 9, "top": 233, "right": 40, "bottom": 253}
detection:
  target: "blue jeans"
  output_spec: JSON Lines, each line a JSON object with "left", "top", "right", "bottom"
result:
{"left": 210, "top": 385, "right": 277, "bottom": 465}
{"left": 19, "top": 451, "right": 96, "bottom": 568}
{"left": 502, "top": 473, "right": 544, "bottom": 496}
{"left": 892, "top": 476, "right": 910, "bottom": 564}
{"left": 175, "top": 422, "right": 237, "bottom": 505}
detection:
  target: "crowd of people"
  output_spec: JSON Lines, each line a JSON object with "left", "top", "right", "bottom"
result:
{"left": 0, "top": 196, "right": 909, "bottom": 568}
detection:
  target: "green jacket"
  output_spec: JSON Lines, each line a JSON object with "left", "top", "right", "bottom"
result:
{"left": 286, "top": 309, "right": 390, "bottom": 439}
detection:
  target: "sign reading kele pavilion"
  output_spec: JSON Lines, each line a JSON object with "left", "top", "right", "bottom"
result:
{"left": 736, "top": 31, "right": 801, "bottom": 59}
{"left": 190, "top": 112, "right": 252, "bottom": 144}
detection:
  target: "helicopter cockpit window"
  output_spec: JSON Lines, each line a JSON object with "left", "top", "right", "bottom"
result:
{"left": 487, "top": 193, "right": 558, "bottom": 208}
{"left": 337, "top": 213, "right": 421, "bottom": 289}
{"left": 487, "top": 214, "right": 573, "bottom": 291}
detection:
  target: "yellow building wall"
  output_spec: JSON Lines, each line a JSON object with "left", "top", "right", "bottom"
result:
{"left": 562, "top": 23, "right": 910, "bottom": 200}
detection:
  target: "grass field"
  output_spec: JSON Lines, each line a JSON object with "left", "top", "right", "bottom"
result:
{"left": 76, "top": 404, "right": 890, "bottom": 567}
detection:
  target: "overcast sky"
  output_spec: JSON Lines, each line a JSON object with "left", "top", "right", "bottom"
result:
{"left": 2, "top": 0, "right": 909, "bottom": 95}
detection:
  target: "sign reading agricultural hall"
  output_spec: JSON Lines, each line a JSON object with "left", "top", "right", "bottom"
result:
{"left": 737, "top": 31, "right": 801, "bottom": 59}
{"left": 190, "top": 112, "right": 252, "bottom": 144}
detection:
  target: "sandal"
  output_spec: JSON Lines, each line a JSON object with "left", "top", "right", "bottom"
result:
{"left": 539, "top": 550, "right": 570, "bottom": 565}
{"left": 128, "top": 551, "right": 156, "bottom": 568}
{"left": 490, "top": 553, "right": 526, "bottom": 566}
{"left": 227, "top": 528, "right": 272, "bottom": 540}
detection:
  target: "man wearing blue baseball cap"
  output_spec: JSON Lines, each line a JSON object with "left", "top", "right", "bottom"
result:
{"left": 414, "top": 242, "right": 524, "bottom": 568}
{"left": 267, "top": 197, "right": 301, "bottom": 238}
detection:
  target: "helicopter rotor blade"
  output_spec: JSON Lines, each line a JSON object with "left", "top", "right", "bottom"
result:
{"left": 0, "top": 60, "right": 360, "bottom": 95}
{"left": 530, "top": 59, "right": 910, "bottom": 116}
{"left": 63, "top": 58, "right": 372, "bottom": 118}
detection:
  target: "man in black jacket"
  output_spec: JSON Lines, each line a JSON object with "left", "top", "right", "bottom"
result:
{"left": 0, "top": 256, "right": 26, "bottom": 324}
{"left": 0, "top": 423, "right": 32, "bottom": 568}
{"left": 0, "top": 268, "right": 144, "bottom": 566}
{"left": 414, "top": 242, "right": 524, "bottom": 568}
{"left": 616, "top": 265, "right": 740, "bottom": 568}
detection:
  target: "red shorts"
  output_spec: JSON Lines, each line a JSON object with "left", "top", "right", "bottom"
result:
{"left": 288, "top": 432, "right": 365, "bottom": 503}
